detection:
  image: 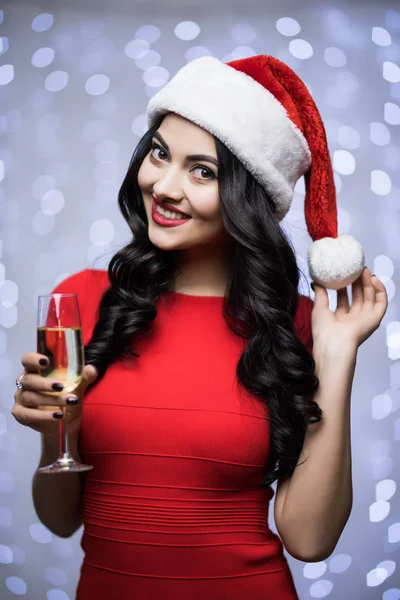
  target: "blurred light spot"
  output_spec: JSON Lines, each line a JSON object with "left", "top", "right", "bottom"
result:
{"left": 371, "top": 457, "right": 393, "bottom": 478}
{"left": 95, "top": 181, "right": 119, "bottom": 205}
{"left": 1, "top": 227, "right": 19, "bottom": 252}
{"left": 6, "top": 576, "right": 27, "bottom": 595}
{"left": 185, "top": 46, "right": 211, "bottom": 62}
{"left": 303, "top": 562, "right": 327, "bottom": 579}
{"left": 333, "top": 150, "right": 356, "bottom": 175}
{"left": 384, "top": 102, "right": 400, "bottom": 125}
{"left": 0, "top": 280, "right": 18, "bottom": 306}
{"left": 87, "top": 244, "right": 112, "bottom": 269}
{"left": 82, "top": 119, "right": 109, "bottom": 143}
{"left": 143, "top": 66, "right": 169, "bottom": 87}
{"left": 370, "top": 122, "right": 391, "bottom": 145}
{"left": 0, "top": 305, "right": 17, "bottom": 328}
{"left": 45, "top": 71, "right": 69, "bottom": 92}
{"left": 89, "top": 219, "right": 115, "bottom": 245}
{"left": 94, "top": 140, "right": 119, "bottom": 162}
{"left": 370, "top": 500, "right": 390, "bottom": 522}
{"left": 338, "top": 207, "right": 351, "bottom": 234}
{"left": 135, "top": 50, "right": 161, "bottom": 71}
{"left": 36, "top": 113, "right": 61, "bottom": 136}
{"left": 0, "top": 36, "right": 9, "bottom": 54}
{"left": 47, "top": 590, "right": 70, "bottom": 600}
{"left": 91, "top": 94, "right": 118, "bottom": 117}
{"left": 329, "top": 553, "right": 352, "bottom": 573}
{"left": 9, "top": 546, "right": 25, "bottom": 564}
{"left": 390, "top": 362, "right": 400, "bottom": 388}
{"left": 372, "top": 393, "right": 392, "bottom": 420}
{"left": 327, "top": 87, "right": 350, "bottom": 109}
{"left": 32, "top": 211, "right": 55, "bottom": 235}
{"left": 276, "top": 17, "right": 301, "bottom": 36}
{"left": 32, "top": 13, "right": 54, "bottom": 32}
{"left": 94, "top": 161, "right": 119, "bottom": 183}
{"left": 40, "top": 189, "right": 65, "bottom": 216}
{"left": 85, "top": 73, "right": 110, "bottom": 96}
{"left": 81, "top": 19, "right": 104, "bottom": 40}
{"left": 0, "top": 264, "right": 4, "bottom": 285}
{"left": 0, "top": 64, "right": 14, "bottom": 85}
{"left": 289, "top": 39, "right": 313, "bottom": 59}
{"left": 79, "top": 52, "right": 104, "bottom": 74}
{"left": 370, "top": 439, "right": 391, "bottom": 458}
{"left": 374, "top": 254, "right": 394, "bottom": 278}
{"left": 231, "top": 46, "right": 257, "bottom": 60}
{"left": 0, "top": 545, "right": 12, "bottom": 564}
{"left": 31, "top": 47, "right": 55, "bottom": 68}
{"left": 46, "top": 162, "right": 70, "bottom": 186}
{"left": 34, "top": 253, "right": 59, "bottom": 280}
{"left": 124, "top": 39, "right": 149, "bottom": 60}
{"left": 0, "top": 471, "right": 13, "bottom": 491}
{"left": 44, "top": 567, "right": 68, "bottom": 586}
{"left": 372, "top": 27, "right": 391, "bottom": 46}
{"left": 309, "top": 580, "right": 333, "bottom": 598}
{"left": 388, "top": 522, "right": 400, "bottom": 543}
{"left": 4, "top": 109, "right": 22, "bottom": 133}
{"left": 231, "top": 24, "right": 257, "bottom": 43}
{"left": 383, "top": 62, "right": 400, "bottom": 83}
{"left": 29, "top": 522, "right": 52, "bottom": 544}
{"left": 338, "top": 125, "right": 360, "bottom": 149}
{"left": 371, "top": 170, "right": 391, "bottom": 195}
{"left": 337, "top": 70, "right": 359, "bottom": 93}
{"left": 132, "top": 114, "right": 147, "bottom": 137}
{"left": 136, "top": 25, "right": 161, "bottom": 43}
{"left": 376, "top": 479, "right": 396, "bottom": 501}
{"left": 324, "top": 46, "right": 347, "bottom": 67}
{"left": 33, "top": 89, "right": 54, "bottom": 110}
{"left": 0, "top": 356, "right": 12, "bottom": 377}
{"left": 377, "top": 561, "right": 396, "bottom": 578}
{"left": 174, "top": 21, "right": 201, "bottom": 41}
{"left": 367, "top": 567, "right": 389, "bottom": 586}
{"left": 0, "top": 505, "right": 12, "bottom": 525}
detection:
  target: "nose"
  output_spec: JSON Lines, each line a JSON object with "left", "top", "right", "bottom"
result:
{"left": 152, "top": 166, "right": 185, "bottom": 202}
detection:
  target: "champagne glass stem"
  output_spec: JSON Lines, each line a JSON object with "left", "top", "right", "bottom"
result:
{"left": 59, "top": 408, "right": 70, "bottom": 460}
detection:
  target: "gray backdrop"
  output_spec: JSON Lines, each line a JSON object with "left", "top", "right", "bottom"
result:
{"left": 0, "top": 0, "right": 399, "bottom": 598}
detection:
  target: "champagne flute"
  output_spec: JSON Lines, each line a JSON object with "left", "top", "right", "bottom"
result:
{"left": 36, "top": 293, "right": 93, "bottom": 473}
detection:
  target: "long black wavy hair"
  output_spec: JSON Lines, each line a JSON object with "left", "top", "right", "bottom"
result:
{"left": 85, "top": 113, "right": 322, "bottom": 488}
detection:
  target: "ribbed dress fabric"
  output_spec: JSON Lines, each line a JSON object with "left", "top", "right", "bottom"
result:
{"left": 52, "top": 269, "right": 314, "bottom": 600}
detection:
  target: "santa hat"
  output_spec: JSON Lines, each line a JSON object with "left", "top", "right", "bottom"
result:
{"left": 146, "top": 54, "right": 365, "bottom": 290}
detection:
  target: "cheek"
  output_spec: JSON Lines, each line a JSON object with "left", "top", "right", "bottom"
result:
{"left": 137, "top": 158, "right": 154, "bottom": 189}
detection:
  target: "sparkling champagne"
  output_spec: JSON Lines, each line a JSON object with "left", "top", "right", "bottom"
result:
{"left": 37, "top": 327, "right": 84, "bottom": 408}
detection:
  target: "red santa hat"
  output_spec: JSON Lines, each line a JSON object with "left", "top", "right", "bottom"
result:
{"left": 146, "top": 54, "right": 365, "bottom": 290}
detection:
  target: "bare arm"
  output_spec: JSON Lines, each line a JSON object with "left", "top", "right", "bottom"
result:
{"left": 274, "top": 346, "right": 356, "bottom": 562}
{"left": 32, "top": 432, "right": 85, "bottom": 538}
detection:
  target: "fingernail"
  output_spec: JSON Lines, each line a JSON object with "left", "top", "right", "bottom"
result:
{"left": 52, "top": 383, "right": 64, "bottom": 391}
{"left": 39, "top": 358, "right": 49, "bottom": 366}
{"left": 52, "top": 411, "right": 63, "bottom": 419}
{"left": 311, "top": 282, "right": 315, "bottom": 292}
{"left": 66, "top": 397, "right": 78, "bottom": 405}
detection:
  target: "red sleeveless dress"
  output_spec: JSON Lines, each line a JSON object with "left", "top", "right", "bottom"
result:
{"left": 52, "top": 268, "right": 313, "bottom": 600}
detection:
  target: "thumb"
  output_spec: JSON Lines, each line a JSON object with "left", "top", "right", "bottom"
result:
{"left": 312, "top": 282, "right": 329, "bottom": 310}
{"left": 80, "top": 364, "right": 98, "bottom": 391}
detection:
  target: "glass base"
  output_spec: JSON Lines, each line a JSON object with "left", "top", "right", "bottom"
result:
{"left": 38, "top": 457, "right": 93, "bottom": 474}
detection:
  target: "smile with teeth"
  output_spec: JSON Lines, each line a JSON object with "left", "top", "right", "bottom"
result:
{"left": 155, "top": 203, "right": 191, "bottom": 220}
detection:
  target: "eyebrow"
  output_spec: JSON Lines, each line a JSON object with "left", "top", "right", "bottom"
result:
{"left": 152, "top": 131, "right": 218, "bottom": 168}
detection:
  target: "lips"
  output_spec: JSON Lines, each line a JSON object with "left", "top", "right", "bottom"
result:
{"left": 152, "top": 194, "right": 191, "bottom": 218}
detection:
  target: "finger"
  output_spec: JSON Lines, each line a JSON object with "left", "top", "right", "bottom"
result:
{"left": 336, "top": 286, "right": 350, "bottom": 313}
{"left": 18, "top": 390, "right": 78, "bottom": 408}
{"left": 371, "top": 276, "right": 389, "bottom": 318}
{"left": 78, "top": 364, "right": 98, "bottom": 392}
{"left": 21, "top": 353, "right": 52, "bottom": 373}
{"left": 362, "top": 268, "right": 376, "bottom": 307}
{"left": 312, "top": 283, "right": 329, "bottom": 310}
{"left": 350, "top": 272, "right": 364, "bottom": 310}
{"left": 11, "top": 404, "right": 64, "bottom": 426}
{"left": 17, "top": 373, "right": 67, "bottom": 394}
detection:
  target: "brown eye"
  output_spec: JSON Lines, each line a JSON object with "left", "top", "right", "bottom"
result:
{"left": 192, "top": 166, "right": 216, "bottom": 180}
{"left": 151, "top": 145, "right": 167, "bottom": 160}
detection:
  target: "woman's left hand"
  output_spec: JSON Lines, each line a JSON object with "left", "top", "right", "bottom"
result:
{"left": 311, "top": 267, "right": 388, "bottom": 355}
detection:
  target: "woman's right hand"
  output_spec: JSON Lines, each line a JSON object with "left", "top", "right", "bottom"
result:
{"left": 12, "top": 353, "right": 98, "bottom": 440}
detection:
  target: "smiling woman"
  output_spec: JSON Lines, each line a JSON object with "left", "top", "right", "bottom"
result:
{"left": 15, "top": 52, "right": 386, "bottom": 600}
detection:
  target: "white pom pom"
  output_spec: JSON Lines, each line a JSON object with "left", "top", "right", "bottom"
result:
{"left": 308, "top": 234, "right": 365, "bottom": 290}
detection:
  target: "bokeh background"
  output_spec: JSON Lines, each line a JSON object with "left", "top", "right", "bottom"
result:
{"left": 0, "top": 0, "right": 399, "bottom": 598}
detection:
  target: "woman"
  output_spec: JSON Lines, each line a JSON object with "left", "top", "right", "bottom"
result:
{"left": 12, "top": 55, "right": 388, "bottom": 599}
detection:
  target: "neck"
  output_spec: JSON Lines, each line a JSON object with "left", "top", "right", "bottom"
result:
{"left": 171, "top": 239, "right": 233, "bottom": 297}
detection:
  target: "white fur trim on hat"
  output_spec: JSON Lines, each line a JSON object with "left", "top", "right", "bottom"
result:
{"left": 146, "top": 56, "right": 311, "bottom": 220}
{"left": 308, "top": 234, "right": 365, "bottom": 290}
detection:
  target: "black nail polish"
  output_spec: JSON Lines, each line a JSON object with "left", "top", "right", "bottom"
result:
{"left": 53, "top": 411, "right": 63, "bottom": 419}
{"left": 39, "top": 358, "right": 49, "bottom": 366}
{"left": 66, "top": 397, "right": 78, "bottom": 405}
{"left": 52, "top": 383, "right": 64, "bottom": 391}
{"left": 311, "top": 282, "right": 315, "bottom": 292}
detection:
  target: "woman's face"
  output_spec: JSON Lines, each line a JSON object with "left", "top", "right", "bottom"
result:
{"left": 138, "top": 113, "right": 228, "bottom": 252}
